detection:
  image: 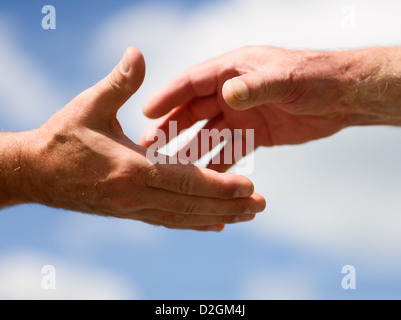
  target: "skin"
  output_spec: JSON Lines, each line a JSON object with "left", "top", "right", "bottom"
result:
{"left": 0, "top": 47, "right": 267, "bottom": 232}
{"left": 141, "top": 46, "right": 401, "bottom": 172}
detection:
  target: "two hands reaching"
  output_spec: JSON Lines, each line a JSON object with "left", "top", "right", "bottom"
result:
{"left": 2, "top": 45, "right": 400, "bottom": 231}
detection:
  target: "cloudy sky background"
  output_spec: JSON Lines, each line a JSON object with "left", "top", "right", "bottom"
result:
{"left": 1, "top": 0, "right": 401, "bottom": 299}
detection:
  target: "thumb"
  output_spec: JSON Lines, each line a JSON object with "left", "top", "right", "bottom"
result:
{"left": 76, "top": 47, "right": 146, "bottom": 122}
{"left": 222, "top": 71, "right": 290, "bottom": 110}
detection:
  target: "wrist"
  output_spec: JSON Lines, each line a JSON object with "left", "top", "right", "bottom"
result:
{"left": 0, "top": 131, "right": 37, "bottom": 207}
{"left": 340, "top": 47, "right": 401, "bottom": 126}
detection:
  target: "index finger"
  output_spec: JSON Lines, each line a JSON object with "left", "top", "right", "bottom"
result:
{"left": 143, "top": 58, "right": 223, "bottom": 119}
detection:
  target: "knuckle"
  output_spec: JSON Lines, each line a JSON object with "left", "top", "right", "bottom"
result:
{"left": 146, "top": 165, "right": 162, "bottom": 187}
{"left": 107, "top": 75, "right": 122, "bottom": 95}
{"left": 183, "top": 199, "right": 198, "bottom": 215}
{"left": 106, "top": 71, "right": 128, "bottom": 98}
{"left": 177, "top": 171, "right": 194, "bottom": 195}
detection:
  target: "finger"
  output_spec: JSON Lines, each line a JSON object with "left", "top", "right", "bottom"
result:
{"left": 207, "top": 140, "right": 236, "bottom": 173}
{"left": 143, "top": 58, "right": 225, "bottom": 119}
{"left": 139, "top": 95, "right": 221, "bottom": 148}
{"left": 139, "top": 113, "right": 173, "bottom": 148}
{"left": 136, "top": 210, "right": 257, "bottom": 228}
{"left": 143, "top": 187, "right": 266, "bottom": 215}
{"left": 174, "top": 115, "right": 229, "bottom": 165}
{"left": 207, "top": 129, "right": 257, "bottom": 173}
{"left": 140, "top": 95, "right": 221, "bottom": 148}
{"left": 146, "top": 160, "right": 255, "bottom": 199}
{"left": 222, "top": 71, "right": 293, "bottom": 110}
{"left": 139, "top": 219, "right": 226, "bottom": 232}
{"left": 74, "top": 47, "right": 146, "bottom": 123}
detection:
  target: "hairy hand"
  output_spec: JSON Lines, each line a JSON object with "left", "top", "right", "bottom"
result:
{"left": 19, "top": 47, "right": 265, "bottom": 231}
{"left": 141, "top": 46, "right": 375, "bottom": 171}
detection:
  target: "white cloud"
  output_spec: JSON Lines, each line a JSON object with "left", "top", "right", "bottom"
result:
{"left": 0, "top": 250, "right": 140, "bottom": 299}
{"left": 0, "top": 16, "right": 64, "bottom": 130}
{"left": 246, "top": 126, "right": 401, "bottom": 265}
{"left": 87, "top": 0, "right": 401, "bottom": 263}
{"left": 241, "top": 270, "right": 317, "bottom": 300}
{"left": 55, "top": 211, "right": 163, "bottom": 252}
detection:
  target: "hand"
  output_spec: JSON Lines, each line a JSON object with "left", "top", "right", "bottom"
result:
{"left": 141, "top": 46, "right": 370, "bottom": 171}
{"left": 17, "top": 47, "right": 266, "bottom": 231}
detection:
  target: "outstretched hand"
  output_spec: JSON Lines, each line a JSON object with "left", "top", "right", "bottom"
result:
{"left": 20, "top": 47, "right": 265, "bottom": 231}
{"left": 141, "top": 46, "right": 361, "bottom": 172}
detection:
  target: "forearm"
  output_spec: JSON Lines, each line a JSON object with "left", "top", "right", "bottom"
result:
{"left": 343, "top": 47, "right": 401, "bottom": 126}
{"left": 0, "top": 131, "right": 33, "bottom": 208}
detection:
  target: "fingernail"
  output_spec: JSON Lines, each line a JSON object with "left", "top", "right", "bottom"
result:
{"left": 120, "top": 50, "right": 130, "bottom": 74}
{"left": 228, "top": 79, "right": 250, "bottom": 102}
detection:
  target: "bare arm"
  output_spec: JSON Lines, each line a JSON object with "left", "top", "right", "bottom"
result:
{"left": 0, "top": 132, "right": 33, "bottom": 207}
{"left": 346, "top": 47, "right": 401, "bottom": 126}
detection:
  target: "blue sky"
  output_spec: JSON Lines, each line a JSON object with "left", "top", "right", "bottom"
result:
{"left": 1, "top": 0, "right": 401, "bottom": 300}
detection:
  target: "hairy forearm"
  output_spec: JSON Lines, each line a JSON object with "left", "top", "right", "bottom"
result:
{"left": 343, "top": 47, "right": 401, "bottom": 126}
{"left": 0, "top": 131, "right": 32, "bottom": 208}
